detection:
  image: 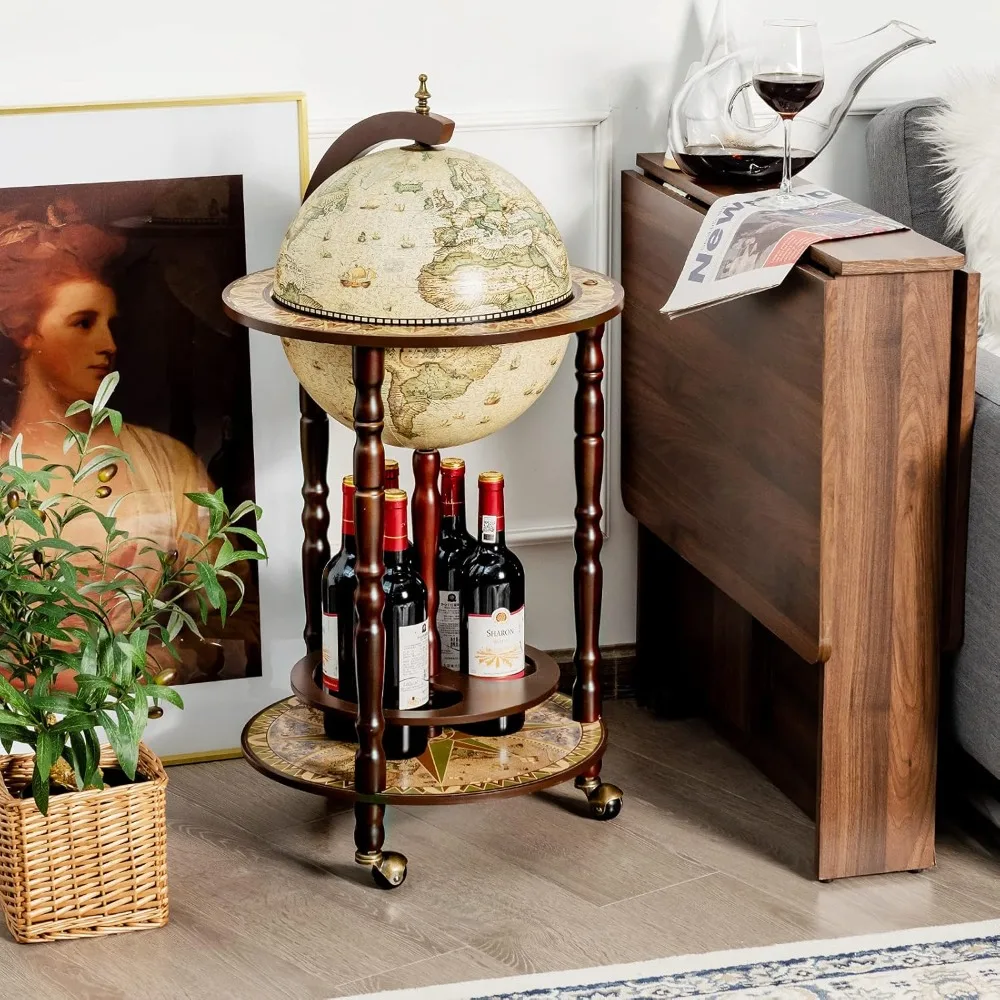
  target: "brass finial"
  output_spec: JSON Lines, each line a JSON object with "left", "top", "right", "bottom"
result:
{"left": 414, "top": 74, "right": 430, "bottom": 115}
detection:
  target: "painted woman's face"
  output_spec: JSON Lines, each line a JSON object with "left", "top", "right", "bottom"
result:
{"left": 25, "top": 278, "right": 117, "bottom": 404}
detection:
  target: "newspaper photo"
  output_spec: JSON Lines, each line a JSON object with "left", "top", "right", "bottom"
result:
{"left": 662, "top": 183, "right": 905, "bottom": 319}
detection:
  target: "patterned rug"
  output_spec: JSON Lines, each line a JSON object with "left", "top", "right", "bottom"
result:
{"left": 339, "top": 921, "right": 1000, "bottom": 999}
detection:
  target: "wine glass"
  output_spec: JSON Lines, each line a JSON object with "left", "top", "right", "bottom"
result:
{"left": 752, "top": 20, "right": 824, "bottom": 209}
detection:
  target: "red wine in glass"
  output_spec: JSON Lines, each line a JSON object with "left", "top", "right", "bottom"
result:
{"left": 752, "top": 73, "right": 825, "bottom": 117}
{"left": 752, "top": 20, "right": 824, "bottom": 208}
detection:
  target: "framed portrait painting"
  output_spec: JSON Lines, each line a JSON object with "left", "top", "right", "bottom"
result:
{"left": 0, "top": 94, "right": 308, "bottom": 760}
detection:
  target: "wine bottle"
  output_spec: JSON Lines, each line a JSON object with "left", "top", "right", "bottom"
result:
{"left": 382, "top": 488, "right": 431, "bottom": 759}
{"left": 384, "top": 456, "right": 418, "bottom": 568}
{"left": 321, "top": 476, "right": 358, "bottom": 741}
{"left": 436, "top": 458, "right": 476, "bottom": 671}
{"left": 384, "top": 458, "right": 400, "bottom": 490}
{"left": 459, "top": 471, "right": 526, "bottom": 736}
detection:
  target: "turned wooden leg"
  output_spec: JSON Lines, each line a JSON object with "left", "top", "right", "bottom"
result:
{"left": 411, "top": 449, "right": 441, "bottom": 680}
{"left": 572, "top": 323, "right": 619, "bottom": 819}
{"left": 300, "top": 387, "right": 330, "bottom": 656}
{"left": 351, "top": 347, "right": 389, "bottom": 863}
{"left": 572, "top": 324, "right": 605, "bottom": 731}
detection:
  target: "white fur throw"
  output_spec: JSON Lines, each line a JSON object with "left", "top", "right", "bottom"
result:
{"left": 926, "top": 75, "right": 1000, "bottom": 346}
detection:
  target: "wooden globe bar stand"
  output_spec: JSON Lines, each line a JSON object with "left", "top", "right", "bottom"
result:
{"left": 223, "top": 105, "right": 624, "bottom": 889}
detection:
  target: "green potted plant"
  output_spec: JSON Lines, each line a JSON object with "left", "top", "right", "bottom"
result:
{"left": 0, "top": 373, "right": 265, "bottom": 943}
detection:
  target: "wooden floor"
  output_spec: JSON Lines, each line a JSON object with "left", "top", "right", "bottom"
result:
{"left": 5, "top": 699, "right": 1000, "bottom": 999}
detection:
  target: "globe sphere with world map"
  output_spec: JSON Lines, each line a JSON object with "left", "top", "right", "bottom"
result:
{"left": 274, "top": 144, "right": 573, "bottom": 448}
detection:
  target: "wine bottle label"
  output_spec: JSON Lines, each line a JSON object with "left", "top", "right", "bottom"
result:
{"left": 437, "top": 590, "right": 461, "bottom": 671}
{"left": 322, "top": 612, "right": 339, "bottom": 692}
{"left": 481, "top": 515, "right": 498, "bottom": 543}
{"left": 397, "top": 618, "right": 430, "bottom": 709}
{"left": 467, "top": 606, "right": 525, "bottom": 679}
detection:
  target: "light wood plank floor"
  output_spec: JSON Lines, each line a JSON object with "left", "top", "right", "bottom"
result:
{"left": 5, "top": 700, "right": 1000, "bottom": 999}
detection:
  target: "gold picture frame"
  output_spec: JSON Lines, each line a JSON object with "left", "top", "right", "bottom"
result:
{"left": 0, "top": 92, "right": 309, "bottom": 765}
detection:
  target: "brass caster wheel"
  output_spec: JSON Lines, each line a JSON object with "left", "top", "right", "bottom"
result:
{"left": 371, "top": 851, "right": 408, "bottom": 889}
{"left": 587, "top": 782, "right": 623, "bottom": 821}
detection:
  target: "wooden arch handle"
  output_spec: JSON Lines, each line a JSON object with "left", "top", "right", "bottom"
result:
{"left": 303, "top": 110, "right": 456, "bottom": 202}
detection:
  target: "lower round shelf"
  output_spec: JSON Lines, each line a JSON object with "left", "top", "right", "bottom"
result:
{"left": 290, "top": 645, "right": 561, "bottom": 726}
{"left": 241, "top": 691, "right": 606, "bottom": 805}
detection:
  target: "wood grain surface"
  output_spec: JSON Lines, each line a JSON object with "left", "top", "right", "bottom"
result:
{"left": 622, "top": 169, "right": 826, "bottom": 663}
{"left": 288, "top": 647, "right": 560, "bottom": 726}
{"left": 222, "top": 267, "right": 623, "bottom": 347}
{"left": 816, "top": 270, "right": 950, "bottom": 880}
{"left": 572, "top": 325, "right": 606, "bottom": 732}
{"left": 9, "top": 704, "right": 999, "bottom": 999}
{"left": 623, "top": 164, "right": 962, "bottom": 880}
{"left": 635, "top": 153, "right": 966, "bottom": 277}
{"left": 350, "top": 347, "right": 388, "bottom": 856}
{"left": 303, "top": 110, "right": 456, "bottom": 201}
{"left": 942, "top": 270, "right": 980, "bottom": 652}
{"left": 299, "top": 388, "right": 330, "bottom": 656}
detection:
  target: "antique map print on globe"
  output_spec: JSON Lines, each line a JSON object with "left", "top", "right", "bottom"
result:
{"left": 273, "top": 143, "right": 578, "bottom": 448}
{"left": 273, "top": 146, "right": 572, "bottom": 325}
{"left": 282, "top": 335, "right": 570, "bottom": 448}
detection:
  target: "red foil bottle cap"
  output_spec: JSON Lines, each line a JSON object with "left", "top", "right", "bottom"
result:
{"left": 341, "top": 474, "right": 356, "bottom": 535}
{"left": 384, "top": 458, "right": 400, "bottom": 490}
{"left": 478, "top": 471, "right": 505, "bottom": 531}
{"left": 384, "top": 488, "right": 409, "bottom": 551}
{"left": 441, "top": 458, "right": 466, "bottom": 513}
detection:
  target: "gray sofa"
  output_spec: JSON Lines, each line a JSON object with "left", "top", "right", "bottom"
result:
{"left": 868, "top": 101, "right": 1000, "bottom": 786}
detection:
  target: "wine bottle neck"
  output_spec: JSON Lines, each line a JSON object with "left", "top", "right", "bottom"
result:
{"left": 341, "top": 481, "right": 356, "bottom": 552}
{"left": 478, "top": 476, "right": 505, "bottom": 545}
{"left": 383, "top": 549, "right": 408, "bottom": 570}
{"left": 384, "top": 493, "right": 409, "bottom": 554}
{"left": 442, "top": 510, "right": 468, "bottom": 535}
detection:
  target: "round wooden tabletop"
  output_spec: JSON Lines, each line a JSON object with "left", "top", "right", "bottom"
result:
{"left": 241, "top": 691, "right": 607, "bottom": 806}
{"left": 222, "top": 265, "right": 623, "bottom": 347}
{"left": 291, "top": 646, "right": 561, "bottom": 725}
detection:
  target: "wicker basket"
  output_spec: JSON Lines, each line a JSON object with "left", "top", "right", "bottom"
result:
{"left": 0, "top": 742, "right": 168, "bottom": 943}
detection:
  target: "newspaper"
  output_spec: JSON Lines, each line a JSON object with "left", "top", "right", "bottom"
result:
{"left": 662, "top": 183, "right": 905, "bottom": 319}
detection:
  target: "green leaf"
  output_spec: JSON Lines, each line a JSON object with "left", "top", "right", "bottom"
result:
{"left": 194, "top": 561, "right": 226, "bottom": 624}
{"left": 51, "top": 712, "right": 98, "bottom": 734}
{"left": 225, "top": 525, "right": 267, "bottom": 556}
{"left": 64, "top": 400, "right": 91, "bottom": 418}
{"left": 0, "top": 723, "right": 32, "bottom": 747}
{"left": 73, "top": 676, "right": 114, "bottom": 702}
{"left": 101, "top": 706, "right": 138, "bottom": 780}
{"left": 34, "top": 729, "right": 63, "bottom": 784}
{"left": 106, "top": 409, "right": 123, "bottom": 436}
{"left": 73, "top": 450, "right": 128, "bottom": 486}
{"left": 229, "top": 499, "right": 262, "bottom": 524}
{"left": 0, "top": 674, "right": 31, "bottom": 715}
{"left": 78, "top": 638, "right": 98, "bottom": 677}
{"left": 217, "top": 568, "right": 247, "bottom": 616}
{"left": 132, "top": 683, "right": 148, "bottom": 743}
{"left": 152, "top": 684, "right": 184, "bottom": 710}
{"left": 11, "top": 506, "right": 46, "bottom": 535}
{"left": 7, "top": 434, "right": 22, "bottom": 468}
{"left": 184, "top": 491, "right": 226, "bottom": 514}
{"left": 66, "top": 733, "right": 87, "bottom": 790}
{"left": 82, "top": 729, "right": 102, "bottom": 789}
{"left": 91, "top": 371, "right": 119, "bottom": 414}
{"left": 213, "top": 537, "right": 235, "bottom": 570}
{"left": 0, "top": 709, "right": 28, "bottom": 727}
{"left": 31, "top": 763, "right": 50, "bottom": 815}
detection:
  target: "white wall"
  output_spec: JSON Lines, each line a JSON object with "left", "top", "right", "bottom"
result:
{"left": 6, "top": 0, "right": 994, "bottom": 651}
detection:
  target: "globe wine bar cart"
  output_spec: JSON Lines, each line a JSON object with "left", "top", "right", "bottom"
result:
{"left": 222, "top": 81, "right": 624, "bottom": 888}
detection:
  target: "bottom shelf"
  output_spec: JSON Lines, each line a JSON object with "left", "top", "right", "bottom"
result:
{"left": 242, "top": 691, "right": 606, "bottom": 805}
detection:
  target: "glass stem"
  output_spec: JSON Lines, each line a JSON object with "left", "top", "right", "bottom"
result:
{"left": 781, "top": 117, "right": 793, "bottom": 195}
